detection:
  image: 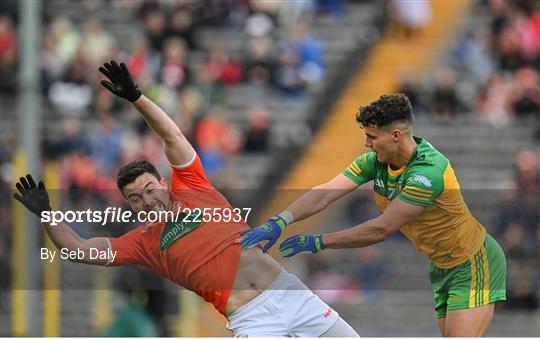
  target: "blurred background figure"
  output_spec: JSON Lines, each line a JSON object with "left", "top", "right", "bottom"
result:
{"left": 388, "top": 0, "right": 432, "bottom": 39}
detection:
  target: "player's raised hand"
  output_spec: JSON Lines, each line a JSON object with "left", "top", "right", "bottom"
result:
{"left": 13, "top": 174, "right": 51, "bottom": 218}
{"left": 278, "top": 234, "right": 325, "bottom": 257}
{"left": 240, "top": 215, "right": 288, "bottom": 252}
{"left": 99, "top": 60, "right": 141, "bottom": 102}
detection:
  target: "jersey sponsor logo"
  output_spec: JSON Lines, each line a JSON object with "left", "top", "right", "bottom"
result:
{"left": 160, "top": 214, "right": 202, "bottom": 251}
{"left": 408, "top": 174, "right": 432, "bottom": 188}
{"left": 375, "top": 178, "right": 385, "bottom": 188}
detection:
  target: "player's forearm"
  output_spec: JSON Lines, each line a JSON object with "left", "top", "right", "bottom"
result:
{"left": 322, "top": 218, "right": 390, "bottom": 249}
{"left": 285, "top": 187, "right": 334, "bottom": 223}
{"left": 132, "top": 95, "right": 183, "bottom": 143}
{"left": 42, "top": 221, "right": 90, "bottom": 259}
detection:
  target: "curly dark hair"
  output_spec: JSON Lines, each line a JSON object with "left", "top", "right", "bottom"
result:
{"left": 356, "top": 93, "right": 413, "bottom": 128}
{"left": 116, "top": 160, "right": 161, "bottom": 193}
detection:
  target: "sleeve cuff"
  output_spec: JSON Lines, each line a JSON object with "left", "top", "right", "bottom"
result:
{"left": 171, "top": 150, "right": 197, "bottom": 169}
{"left": 104, "top": 238, "right": 114, "bottom": 266}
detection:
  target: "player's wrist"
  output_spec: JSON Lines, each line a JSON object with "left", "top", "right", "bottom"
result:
{"left": 313, "top": 234, "right": 325, "bottom": 252}
{"left": 274, "top": 211, "right": 294, "bottom": 230}
{"left": 127, "top": 88, "right": 142, "bottom": 102}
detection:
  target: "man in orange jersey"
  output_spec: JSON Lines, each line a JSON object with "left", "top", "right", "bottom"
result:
{"left": 13, "top": 61, "right": 358, "bottom": 337}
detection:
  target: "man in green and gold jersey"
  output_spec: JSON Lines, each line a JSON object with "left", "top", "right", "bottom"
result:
{"left": 241, "top": 93, "right": 507, "bottom": 336}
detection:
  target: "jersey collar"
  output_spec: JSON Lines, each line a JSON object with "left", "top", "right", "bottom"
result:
{"left": 387, "top": 136, "right": 423, "bottom": 176}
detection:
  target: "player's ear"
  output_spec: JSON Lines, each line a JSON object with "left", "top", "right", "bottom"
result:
{"left": 392, "top": 128, "right": 401, "bottom": 142}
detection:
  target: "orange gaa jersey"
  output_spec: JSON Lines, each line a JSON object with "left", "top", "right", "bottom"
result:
{"left": 107, "top": 153, "right": 248, "bottom": 314}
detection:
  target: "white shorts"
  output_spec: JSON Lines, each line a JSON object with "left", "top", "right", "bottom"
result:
{"left": 226, "top": 269, "right": 339, "bottom": 337}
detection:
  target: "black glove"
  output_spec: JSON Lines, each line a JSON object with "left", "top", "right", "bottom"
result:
{"left": 99, "top": 60, "right": 142, "bottom": 102}
{"left": 13, "top": 174, "right": 51, "bottom": 218}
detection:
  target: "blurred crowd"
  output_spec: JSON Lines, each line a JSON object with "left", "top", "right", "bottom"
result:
{"left": 0, "top": 0, "right": 335, "bottom": 198}
{"left": 398, "top": 0, "right": 540, "bottom": 127}
{"left": 495, "top": 149, "right": 539, "bottom": 310}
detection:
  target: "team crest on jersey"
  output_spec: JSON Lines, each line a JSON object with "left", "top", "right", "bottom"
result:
{"left": 142, "top": 221, "right": 152, "bottom": 233}
{"left": 408, "top": 174, "right": 432, "bottom": 188}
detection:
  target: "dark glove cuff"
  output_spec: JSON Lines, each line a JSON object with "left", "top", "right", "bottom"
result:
{"left": 127, "top": 89, "right": 142, "bottom": 102}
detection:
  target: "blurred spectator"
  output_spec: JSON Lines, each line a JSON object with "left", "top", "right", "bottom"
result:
{"left": 430, "top": 68, "right": 462, "bottom": 118}
{"left": 142, "top": 10, "right": 167, "bottom": 53}
{"left": 89, "top": 114, "right": 124, "bottom": 175}
{"left": 80, "top": 18, "right": 115, "bottom": 68}
{"left": 245, "top": 12, "right": 275, "bottom": 39}
{"left": 40, "top": 33, "right": 65, "bottom": 93}
{"left": 52, "top": 117, "right": 89, "bottom": 158}
{"left": 279, "top": 0, "right": 316, "bottom": 29}
{"left": 315, "top": 0, "right": 345, "bottom": 20}
{"left": 476, "top": 74, "right": 513, "bottom": 127}
{"left": 176, "top": 86, "right": 205, "bottom": 139}
{"left": 275, "top": 47, "right": 307, "bottom": 98}
{"left": 47, "top": 17, "right": 81, "bottom": 64}
{"left": 389, "top": 0, "right": 432, "bottom": 39}
{"left": 514, "top": 149, "right": 539, "bottom": 192}
{"left": 244, "top": 36, "right": 277, "bottom": 87}
{"left": 287, "top": 21, "right": 324, "bottom": 84}
{"left": 397, "top": 73, "right": 426, "bottom": 115}
{"left": 127, "top": 37, "right": 160, "bottom": 81}
{"left": 159, "top": 38, "right": 190, "bottom": 91}
{"left": 310, "top": 265, "right": 359, "bottom": 304}
{"left": 166, "top": 8, "right": 198, "bottom": 50}
{"left": 48, "top": 50, "right": 93, "bottom": 115}
{"left": 98, "top": 270, "right": 159, "bottom": 337}
{"left": 453, "top": 30, "right": 494, "bottom": 85}
{"left": 0, "top": 15, "right": 17, "bottom": 93}
{"left": 243, "top": 105, "right": 270, "bottom": 153}
{"left": 352, "top": 247, "right": 387, "bottom": 297}
{"left": 510, "top": 67, "right": 540, "bottom": 116}
{"left": 344, "top": 192, "right": 380, "bottom": 226}
{"left": 502, "top": 221, "right": 534, "bottom": 258}
{"left": 194, "top": 107, "right": 242, "bottom": 175}
{"left": 201, "top": 42, "right": 243, "bottom": 88}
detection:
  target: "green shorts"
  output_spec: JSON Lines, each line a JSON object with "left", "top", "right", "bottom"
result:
{"left": 429, "top": 234, "right": 507, "bottom": 318}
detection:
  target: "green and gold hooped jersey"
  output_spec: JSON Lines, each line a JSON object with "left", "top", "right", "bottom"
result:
{"left": 343, "top": 136, "right": 486, "bottom": 269}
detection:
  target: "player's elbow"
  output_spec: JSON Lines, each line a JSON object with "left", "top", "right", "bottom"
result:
{"left": 375, "top": 219, "right": 395, "bottom": 241}
{"left": 162, "top": 131, "right": 184, "bottom": 145}
{"left": 312, "top": 185, "right": 334, "bottom": 210}
{"left": 69, "top": 242, "right": 92, "bottom": 264}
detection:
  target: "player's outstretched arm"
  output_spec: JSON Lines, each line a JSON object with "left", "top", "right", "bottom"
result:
{"left": 284, "top": 173, "right": 359, "bottom": 222}
{"left": 13, "top": 174, "right": 110, "bottom": 266}
{"left": 278, "top": 199, "right": 424, "bottom": 257}
{"left": 241, "top": 173, "right": 358, "bottom": 252}
{"left": 99, "top": 60, "right": 194, "bottom": 166}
